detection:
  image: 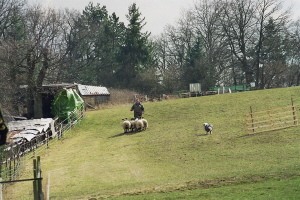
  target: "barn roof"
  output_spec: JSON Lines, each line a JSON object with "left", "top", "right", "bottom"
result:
{"left": 7, "top": 118, "right": 54, "bottom": 132}
{"left": 7, "top": 118, "right": 57, "bottom": 143}
{"left": 77, "top": 84, "right": 110, "bottom": 96}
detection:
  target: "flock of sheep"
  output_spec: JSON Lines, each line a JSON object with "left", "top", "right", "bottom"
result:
{"left": 121, "top": 117, "right": 148, "bottom": 133}
{"left": 122, "top": 118, "right": 213, "bottom": 135}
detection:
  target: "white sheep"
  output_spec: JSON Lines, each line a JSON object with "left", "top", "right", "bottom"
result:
{"left": 141, "top": 117, "right": 148, "bottom": 130}
{"left": 122, "top": 118, "right": 131, "bottom": 133}
{"left": 135, "top": 118, "right": 144, "bottom": 132}
{"left": 130, "top": 118, "right": 137, "bottom": 132}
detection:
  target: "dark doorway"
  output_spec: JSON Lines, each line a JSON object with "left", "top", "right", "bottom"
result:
{"left": 42, "top": 93, "right": 55, "bottom": 118}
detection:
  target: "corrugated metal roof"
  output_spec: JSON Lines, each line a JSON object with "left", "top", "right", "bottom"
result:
{"left": 77, "top": 84, "right": 110, "bottom": 96}
{"left": 7, "top": 118, "right": 55, "bottom": 143}
{"left": 12, "top": 132, "right": 36, "bottom": 142}
{"left": 8, "top": 118, "right": 54, "bottom": 132}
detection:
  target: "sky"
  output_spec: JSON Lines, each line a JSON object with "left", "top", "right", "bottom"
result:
{"left": 28, "top": 0, "right": 300, "bottom": 36}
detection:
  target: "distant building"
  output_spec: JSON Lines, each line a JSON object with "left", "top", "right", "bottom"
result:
{"left": 77, "top": 84, "right": 110, "bottom": 108}
{"left": 18, "top": 83, "right": 110, "bottom": 118}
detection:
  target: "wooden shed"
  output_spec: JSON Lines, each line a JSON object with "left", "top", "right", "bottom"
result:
{"left": 77, "top": 84, "right": 110, "bottom": 108}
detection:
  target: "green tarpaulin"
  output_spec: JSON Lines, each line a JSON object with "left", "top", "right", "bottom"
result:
{"left": 52, "top": 89, "right": 84, "bottom": 123}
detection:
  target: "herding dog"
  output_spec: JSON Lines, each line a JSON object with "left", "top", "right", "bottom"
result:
{"left": 203, "top": 123, "right": 213, "bottom": 134}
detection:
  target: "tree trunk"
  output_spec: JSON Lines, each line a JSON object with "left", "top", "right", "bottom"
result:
{"left": 33, "top": 90, "right": 43, "bottom": 119}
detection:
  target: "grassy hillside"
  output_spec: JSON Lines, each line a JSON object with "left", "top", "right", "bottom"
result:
{"left": 6, "top": 87, "right": 300, "bottom": 199}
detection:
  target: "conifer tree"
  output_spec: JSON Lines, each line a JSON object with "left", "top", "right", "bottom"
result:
{"left": 116, "top": 3, "right": 152, "bottom": 88}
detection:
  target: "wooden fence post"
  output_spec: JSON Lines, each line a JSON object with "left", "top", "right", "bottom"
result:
{"left": 9, "top": 160, "right": 12, "bottom": 181}
{"left": 33, "top": 156, "right": 43, "bottom": 200}
{"left": 250, "top": 106, "right": 255, "bottom": 133}
{"left": 268, "top": 110, "right": 273, "bottom": 128}
{"left": 33, "top": 158, "right": 38, "bottom": 200}
{"left": 46, "top": 173, "right": 50, "bottom": 200}
{"left": 0, "top": 178, "right": 2, "bottom": 200}
{"left": 291, "top": 98, "right": 297, "bottom": 125}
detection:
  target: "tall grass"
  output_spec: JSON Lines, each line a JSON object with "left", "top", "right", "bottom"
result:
{"left": 108, "top": 88, "right": 137, "bottom": 105}
{"left": 5, "top": 87, "right": 300, "bottom": 199}
{"left": 93, "top": 88, "right": 138, "bottom": 110}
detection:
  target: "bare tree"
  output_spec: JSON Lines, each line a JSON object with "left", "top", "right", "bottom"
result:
{"left": 219, "top": 0, "right": 290, "bottom": 87}
{"left": 253, "top": 0, "right": 289, "bottom": 89}
{"left": 192, "top": 0, "right": 231, "bottom": 87}
{"left": 286, "top": 20, "right": 300, "bottom": 86}
{"left": 152, "top": 33, "right": 169, "bottom": 75}
{"left": 220, "top": 0, "right": 257, "bottom": 84}
{"left": 153, "top": 24, "right": 188, "bottom": 91}
{"left": 0, "top": 0, "right": 26, "bottom": 40}
{"left": 0, "top": 0, "right": 26, "bottom": 113}
{"left": 0, "top": 5, "right": 66, "bottom": 118}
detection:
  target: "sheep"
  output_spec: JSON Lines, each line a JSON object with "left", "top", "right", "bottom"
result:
{"left": 135, "top": 118, "right": 144, "bottom": 132}
{"left": 130, "top": 118, "right": 137, "bottom": 132}
{"left": 141, "top": 117, "right": 148, "bottom": 130}
{"left": 122, "top": 118, "right": 131, "bottom": 133}
{"left": 203, "top": 123, "right": 213, "bottom": 134}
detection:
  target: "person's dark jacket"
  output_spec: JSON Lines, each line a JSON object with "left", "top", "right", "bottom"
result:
{"left": 131, "top": 103, "right": 144, "bottom": 118}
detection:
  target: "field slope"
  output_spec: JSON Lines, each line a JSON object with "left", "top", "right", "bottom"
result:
{"left": 6, "top": 87, "right": 300, "bottom": 199}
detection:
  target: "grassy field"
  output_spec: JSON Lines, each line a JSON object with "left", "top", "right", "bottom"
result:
{"left": 5, "top": 86, "right": 300, "bottom": 199}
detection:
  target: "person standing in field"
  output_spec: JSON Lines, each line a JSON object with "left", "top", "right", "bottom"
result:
{"left": 130, "top": 98, "right": 144, "bottom": 118}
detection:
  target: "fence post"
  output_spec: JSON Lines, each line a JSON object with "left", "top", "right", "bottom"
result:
{"left": 268, "top": 110, "right": 273, "bottom": 128}
{"left": 46, "top": 132, "right": 49, "bottom": 149}
{"left": 250, "top": 106, "right": 255, "bottom": 133}
{"left": 33, "top": 158, "right": 38, "bottom": 200}
{"left": 9, "top": 160, "right": 12, "bottom": 181}
{"left": 33, "top": 156, "right": 43, "bottom": 200}
{"left": 291, "top": 98, "right": 297, "bottom": 125}
{"left": 46, "top": 173, "right": 50, "bottom": 200}
{"left": 37, "top": 157, "right": 43, "bottom": 200}
{"left": 0, "top": 178, "right": 2, "bottom": 200}
{"left": 13, "top": 157, "right": 16, "bottom": 180}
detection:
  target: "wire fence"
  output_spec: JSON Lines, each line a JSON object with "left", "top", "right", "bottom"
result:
{"left": 0, "top": 107, "right": 85, "bottom": 199}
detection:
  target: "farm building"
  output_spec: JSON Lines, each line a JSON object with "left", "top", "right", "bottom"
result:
{"left": 17, "top": 83, "right": 78, "bottom": 118}
{"left": 77, "top": 84, "right": 110, "bottom": 108}
{"left": 17, "top": 83, "right": 110, "bottom": 118}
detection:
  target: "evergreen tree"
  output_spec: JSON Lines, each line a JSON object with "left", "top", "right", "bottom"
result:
{"left": 260, "top": 18, "right": 287, "bottom": 88}
{"left": 183, "top": 37, "right": 204, "bottom": 85}
{"left": 116, "top": 3, "right": 152, "bottom": 88}
{"left": 65, "top": 3, "right": 125, "bottom": 87}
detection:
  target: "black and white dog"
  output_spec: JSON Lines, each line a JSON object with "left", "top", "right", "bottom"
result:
{"left": 203, "top": 123, "right": 213, "bottom": 134}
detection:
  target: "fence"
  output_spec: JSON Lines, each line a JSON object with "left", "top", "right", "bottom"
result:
{"left": 0, "top": 106, "right": 85, "bottom": 199}
{"left": 244, "top": 105, "right": 298, "bottom": 134}
{"left": 210, "top": 84, "right": 250, "bottom": 92}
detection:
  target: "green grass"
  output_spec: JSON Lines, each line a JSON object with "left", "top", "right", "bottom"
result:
{"left": 107, "top": 177, "right": 300, "bottom": 200}
{"left": 5, "top": 87, "right": 300, "bottom": 199}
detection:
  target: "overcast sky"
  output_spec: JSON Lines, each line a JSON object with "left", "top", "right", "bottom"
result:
{"left": 28, "top": 0, "right": 300, "bottom": 36}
